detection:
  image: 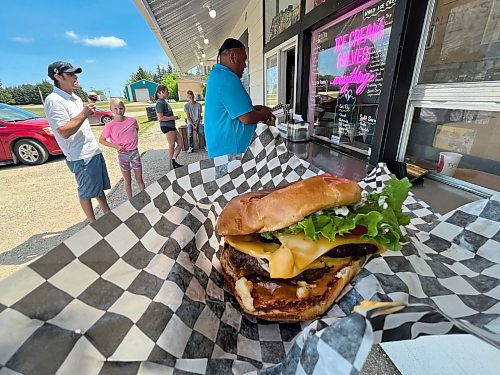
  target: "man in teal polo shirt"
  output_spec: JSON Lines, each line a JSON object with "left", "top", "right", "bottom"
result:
{"left": 204, "top": 38, "right": 274, "bottom": 158}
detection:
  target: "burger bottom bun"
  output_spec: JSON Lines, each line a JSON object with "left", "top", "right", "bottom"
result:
{"left": 220, "top": 245, "right": 366, "bottom": 321}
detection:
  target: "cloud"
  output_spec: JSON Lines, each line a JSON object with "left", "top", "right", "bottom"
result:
{"left": 66, "top": 31, "right": 78, "bottom": 40}
{"left": 85, "top": 59, "right": 96, "bottom": 64}
{"left": 65, "top": 31, "right": 126, "bottom": 48}
{"left": 11, "top": 37, "right": 33, "bottom": 43}
{"left": 82, "top": 36, "right": 126, "bottom": 48}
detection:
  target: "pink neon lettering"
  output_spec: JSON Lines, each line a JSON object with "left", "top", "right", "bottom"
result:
{"left": 331, "top": 66, "right": 376, "bottom": 95}
{"left": 335, "top": 19, "right": 385, "bottom": 51}
{"left": 336, "top": 46, "right": 371, "bottom": 68}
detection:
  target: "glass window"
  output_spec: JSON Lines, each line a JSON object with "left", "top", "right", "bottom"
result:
{"left": 308, "top": 0, "right": 396, "bottom": 156}
{"left": 265, "top": 0, "right": 301, "bottom": 43}
{"left": 305, "top": 0, "right": 326, "bottom": 13}
{"left": 405, "top": 108, "right": 500, "bottom": 191}
{"left": 266, "top": 55, "right": 279, "bottom": 107}
{"left": 419, "top": 0, "right": 500, "bottom": 84}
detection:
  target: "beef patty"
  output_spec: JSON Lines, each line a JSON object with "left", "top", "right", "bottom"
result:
{"left": 226, "top": 241, "right": 377, "bottom": 283}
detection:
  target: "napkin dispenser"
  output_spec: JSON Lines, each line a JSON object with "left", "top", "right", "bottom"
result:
{"left": 287, "top": 121, "right": 310, "bottom": 142}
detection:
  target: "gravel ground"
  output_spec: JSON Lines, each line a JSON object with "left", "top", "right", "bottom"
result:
{"left": 0, "top": 122, "right": 207, "bottom": 280}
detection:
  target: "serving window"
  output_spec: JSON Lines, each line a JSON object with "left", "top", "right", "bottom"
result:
{"left": 400, "top": 0, "right": 500, "bottom": 194}
{"left": 308, "top": 0, "right": 397, "bottom": 157}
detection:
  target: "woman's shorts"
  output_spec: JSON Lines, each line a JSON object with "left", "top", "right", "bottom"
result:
{"left": 66, "top": 153, "right": 111, "bottom": 200}
{"left": 118, "top": 149, "right": 142, "bottom": 172}
{"left": 160, "top": 126, "right": 176, "bottom": 134}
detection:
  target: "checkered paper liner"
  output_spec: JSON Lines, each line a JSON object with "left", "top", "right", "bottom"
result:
{"left": 1, "top": 124, "right": 499, "bottom": 375}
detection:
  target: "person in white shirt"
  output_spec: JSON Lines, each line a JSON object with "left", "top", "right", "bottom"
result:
{"left": 44, "top": 61, "right": 110, "bottom": 223}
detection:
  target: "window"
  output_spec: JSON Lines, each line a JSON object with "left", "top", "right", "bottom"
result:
{"left": 419, "top": 0, "right": 500, "bottom": 84}
{"left": 266, "top": 55, "right": 279, "bottom": 107}
{"left": 405, "top": 107, "right": 500, "bottom": 191}
{"left": 308, "top": 0, "right": 397, "bottom": 157}
{"left": 264, "top": 37, "right": 298, "bottom": 109}
{"left": 401, "top": 0, "right": 500, "bottom": 193}
{"left": 265, "top": 0, "right": 301, "bottom": 43}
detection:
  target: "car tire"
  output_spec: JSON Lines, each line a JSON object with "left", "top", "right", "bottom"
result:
{"left": 101, "top": 115, "right": 112, "bottom": 124}
{"left": 13, "top": 139, "right": 49, "bottom": 165}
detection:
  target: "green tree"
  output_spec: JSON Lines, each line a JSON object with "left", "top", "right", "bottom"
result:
{"left": 74, "top": 87, "right": 88, "bottom": 102}
{"left": 127, "top": 67, "right": 154, "bottom": 84}
{"left": 162, "top": 73, "right": 179, "bottom": 101}
{"left": 166, "top": 63, "right": 173, "bottom": 74}
{"left": 0, "top": 82, "right": 14, "bottom": 104}
{"left": 153, "top": 65, "right": 167, "bottom": 83}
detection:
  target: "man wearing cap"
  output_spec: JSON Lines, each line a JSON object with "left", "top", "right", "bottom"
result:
{"left": 204, "top": 38, "right": 274, "bottom": 158}
{"left": 44, "top": 61, "right": 111, "bottom": 223}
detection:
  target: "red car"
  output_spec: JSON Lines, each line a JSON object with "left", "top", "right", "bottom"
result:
{"left": 0, "top": 103, "right": 62, "bottom": 165}
{"left": 88, "top": 108, "right": 113, "bottom": 126}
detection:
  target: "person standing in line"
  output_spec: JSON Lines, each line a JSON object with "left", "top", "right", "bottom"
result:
{"left": 155, "top": 85, "right": 183, "bottom": 168}
{"left": 204, "top": 38, "right": 275, "bottom": 158}
{"left": 99, "top": 98, "right": 145, "bottom": 200}
{"left": 44, "top": 61, "right": 111, "bottom": 223}
{"left": 184, "top": 90, "right": 204, "bottom": 152}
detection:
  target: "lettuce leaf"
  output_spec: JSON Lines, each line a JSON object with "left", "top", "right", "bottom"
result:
{"left": 261, "top": 176, "right": 412, "bottom": 251}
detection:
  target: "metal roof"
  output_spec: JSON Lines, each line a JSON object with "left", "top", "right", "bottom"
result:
{"left": 133, "top": 0, "right": 250, "bottom": 72}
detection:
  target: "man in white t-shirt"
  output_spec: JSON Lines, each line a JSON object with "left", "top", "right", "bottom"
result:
{"left": 44, "top": 61, "right": 111, "bottom": 223}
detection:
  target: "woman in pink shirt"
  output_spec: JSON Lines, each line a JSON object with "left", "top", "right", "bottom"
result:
{"left": 99, "top": 99, "right": 145, "bottom": 199}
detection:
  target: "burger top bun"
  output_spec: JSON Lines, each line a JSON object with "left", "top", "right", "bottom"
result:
{"left": 216, "top": 174, "right": 361, "bottom": 236}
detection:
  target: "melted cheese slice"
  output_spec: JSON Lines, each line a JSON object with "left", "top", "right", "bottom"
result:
{"left": 225, "top": 233, "right": 381, "bottom": 279}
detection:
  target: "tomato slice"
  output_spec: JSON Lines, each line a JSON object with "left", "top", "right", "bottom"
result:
{"left": 349, "top": 225, "right": 367, "bottom": 235}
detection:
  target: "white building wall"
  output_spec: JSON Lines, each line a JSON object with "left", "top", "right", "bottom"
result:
{"left": 228, "top": 0, "right": 264, "bottom": 104}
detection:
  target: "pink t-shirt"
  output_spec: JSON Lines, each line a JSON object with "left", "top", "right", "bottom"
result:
{"left": 101, "top": 116, "right": 139, "bottom": 152}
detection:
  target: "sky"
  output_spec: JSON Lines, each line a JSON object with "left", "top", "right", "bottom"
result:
{"left": 0, "top": 0, "right": 173, "bottom": 98}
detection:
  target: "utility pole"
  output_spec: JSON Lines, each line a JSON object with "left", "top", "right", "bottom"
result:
{"left": 107, "top": 88, "right": 111, "bottom": 99}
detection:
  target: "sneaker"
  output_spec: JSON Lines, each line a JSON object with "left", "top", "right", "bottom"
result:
{"left": 171, "top": 160, "right": 182, "bottom": 169}
{"left": 187, "top": 147, "right": 193, "bottom": 153}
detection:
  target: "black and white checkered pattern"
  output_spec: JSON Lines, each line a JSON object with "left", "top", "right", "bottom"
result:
{"left": 0, "top": 124, "right": 499, "bottom": 374}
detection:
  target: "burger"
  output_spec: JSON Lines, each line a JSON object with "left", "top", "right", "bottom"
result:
{"left": 216, "top": 173, "right": 411, "bottom": 321}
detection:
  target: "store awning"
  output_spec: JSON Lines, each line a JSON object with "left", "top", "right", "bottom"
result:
{"left": 133, "top": 0, "right": 250, "bottom": 72}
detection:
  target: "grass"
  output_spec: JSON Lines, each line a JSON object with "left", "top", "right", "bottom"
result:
{"left": 16, "top": 100, "right": 204, "bottom": 128}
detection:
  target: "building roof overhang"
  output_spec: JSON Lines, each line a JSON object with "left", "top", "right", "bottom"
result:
{"left": 133, "top": 0, "right": 250, "bottom": 72}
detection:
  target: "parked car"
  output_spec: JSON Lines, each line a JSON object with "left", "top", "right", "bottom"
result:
{"left": 0, "top": 103, "right": 62, "bottom": 165}
{"left": 88, "top": 108, "right": 113, "bottom": 125}
{"left": 315, "top": 94, "right": 337, "bottom": 119}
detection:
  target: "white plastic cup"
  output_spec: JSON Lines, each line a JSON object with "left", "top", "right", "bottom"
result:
{"left": 436, "top": 152, "right": 462, "bottom": 176}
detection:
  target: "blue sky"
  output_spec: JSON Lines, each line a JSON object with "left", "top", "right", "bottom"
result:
{"left": 0, "top": 0, "right": 172, "bottom": 97}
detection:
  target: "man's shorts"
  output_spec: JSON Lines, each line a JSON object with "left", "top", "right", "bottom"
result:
{"left": 118, "top": 149, "right": 142, "bottom": 172}
{"left": 66, "top": 153, "right": 111, "bottom": 200}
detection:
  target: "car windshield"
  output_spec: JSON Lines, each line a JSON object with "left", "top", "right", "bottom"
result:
{"left": 0, "top": 104, "right": 41, "bottom": 122}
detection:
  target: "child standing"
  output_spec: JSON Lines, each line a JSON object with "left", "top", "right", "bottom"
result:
{"left": 99, "top": 99, "right": 145, "bottom": 199}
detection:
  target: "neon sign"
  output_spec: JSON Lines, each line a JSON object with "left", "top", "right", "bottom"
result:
{"left": 331, "top": 66, "right": 376, "bottom": 95}
{"left": 332, "top": 19, "right": 384, "bottom": 94}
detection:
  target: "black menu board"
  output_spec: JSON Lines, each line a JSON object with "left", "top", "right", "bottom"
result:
{"left": 309, "top": 0, "right": 396, "bottom": 153}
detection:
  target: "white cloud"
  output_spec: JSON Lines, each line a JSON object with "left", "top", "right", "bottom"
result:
{"left": 82, "top": 36, "right": 126, "bottom": 48}
{"left": 11, "top": 37, "right": 33, "bottom": 43}
{"left": 65, "top": 30, "right": 126, "bottom": 48}
{"left": 66, "top": 31, "right": 78, "bottom": 40}
{"left": 85, "top": 59, "right": 96, "bottom": 64}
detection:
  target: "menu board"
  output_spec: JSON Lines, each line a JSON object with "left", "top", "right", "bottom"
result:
{"left": 309, "top": 0, "right": 396, "bottom": 152}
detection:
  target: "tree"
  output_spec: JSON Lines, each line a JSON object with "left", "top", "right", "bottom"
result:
{"left": 162, "top": 73, "right": 178, "bottom": 101}
{"left": 0, "top": 82, "right": 14, "bottom": 104}
{"left": 127, "top": 67, "right": 154, "bottom": 84}
{"left": 74, "top": 87, "right": 88, "bottom": 102}
{"left": 153, "top": 65, "right": 167, "bottom": 83}
{"left": 166, "top": 63, "right": 173, "bottom": 74}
